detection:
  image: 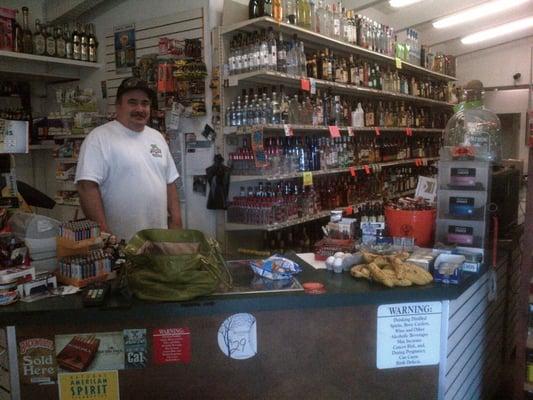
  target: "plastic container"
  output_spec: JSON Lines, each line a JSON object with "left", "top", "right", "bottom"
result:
{"left": 385, "top": 207, "right": 436, "bottom": 248}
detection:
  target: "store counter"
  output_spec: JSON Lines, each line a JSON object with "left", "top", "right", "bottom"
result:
{"left": 0, "top": 246, "right": 519, "bottom": 400}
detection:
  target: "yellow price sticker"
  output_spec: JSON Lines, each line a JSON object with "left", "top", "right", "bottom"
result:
{"left": 395, "top": 57, "right": 402, "bottom": 69}
{"left": 58, "top": 371, "right": 119, "bottom": 400}
{"left": 303, "top": 171, "right": 313, "bottom": 186}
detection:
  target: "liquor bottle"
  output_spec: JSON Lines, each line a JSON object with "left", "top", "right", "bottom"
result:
{"left": 33, "top": 19, "right": 46, "bottom": 56}
{"left": 249, "top": 0, "right": 260, "bottom": 19}
{"left": 276, "top": 32, "right": 287, "bottom": 73}
{"left": 286, "top": 0, "right": 297, "bottom": 24}
{"left": 352, "top": 102, "right": 364, "bottom": 128}
{"left": 88, "top": 24, "right": 98, "bottom": 63}
{"left": 56, "top": 26, "right": 66, "bottom": 58}
{"left": 263, "top": 0, "right": 272, "bottom": 17}
{"left": 267, "top": 27, "right": 277, "bottom": 71}
{"left": 14, "top": 13, "right": 23, "bottom": 53}
{"left": 21, "top": 7, "right": 33, "bottom": 54}
{"left": 80, "top": 24, "right": 89, "bottom": 61}
{"left": 65, "top": 25, "right": 73, "bottom": 59}
{"left": 45, "top": 25, "right": 56, "bottom": 57}
{"left": 72, "top": 24, "right": 81, "bottom": 60}
{"left": 272, "top": 0, "right": 283, "bottom": 22}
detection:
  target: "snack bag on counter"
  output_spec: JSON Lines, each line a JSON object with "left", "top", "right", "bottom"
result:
{"left": 250, "top": 255, "right": 301, "bottom": 280}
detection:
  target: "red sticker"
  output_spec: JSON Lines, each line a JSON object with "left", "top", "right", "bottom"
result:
{"left": 347, "top": 127, "right": 354, "bottom": 137}
{"left": 152, "top": 328, "right": 191, "bottom": 364}
{"left": 349, "top": 166, "right": 357, "bottom": 177}
{"left": 364, "top": 165, "right": 371, "bottom": 174}
{"left": 329, "top": 126, "right": 341, "bottom": 138}
{"left": 374, "top": 127, "right": 381, "bottom": 136}
{"left": 405, "top": 127, "right": 413, "bottom": 136}
{"left": 300, "top": 79, "right": 310, "bottom": 92}
{"left": 344, "top": 206, "right": 353, "bottom": 215}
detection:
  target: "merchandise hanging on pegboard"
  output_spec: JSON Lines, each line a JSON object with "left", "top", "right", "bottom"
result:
{"left": 113, "top": 23, "right": 136, "bottom": 74}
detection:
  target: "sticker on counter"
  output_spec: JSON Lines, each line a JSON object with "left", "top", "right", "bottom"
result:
{"left": 377, "top": 302, "right": 442, "bottom": 369}
{"left": 18, "top": 337, "right": 57, "bottom": 385}
{"left": 152, "top": 328, "right": 191, "bottom": 364}
{"left": 123, "top": 329, "right": 147, "bottom": 369}
{"left": 217, "top": 313, "right": 257, "bottom": 360}
{"left": 55, "top": 332, "right": 125, "bottom": 373}
{"left": 58, "top": 370, "right": 119, "bottom": 400}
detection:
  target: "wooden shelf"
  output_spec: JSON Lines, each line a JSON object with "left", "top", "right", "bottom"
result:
{"left": 0, "top": 50, "right": 101, "bottom": 82}
{"left": 29, "top": 144, "right": 55, "bottom": 150}
{"left": 231, "top": 157, "right": 439, "bottom": 183}
{"left": 220, "top": 17, "right": 456, "bottom": 82}
{"left": 228, "top": 70, "right": 453, "bottom": 108}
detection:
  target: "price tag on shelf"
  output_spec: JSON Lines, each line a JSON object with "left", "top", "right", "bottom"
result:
{"left": 347, "top": 127, "right": 354, "bottom": 137}
{"left": 344, "top": 206, "right": 353, "bottom": 215}
{"left": 374, "top": 127, "right": 381, "bottom": 136}
{"left": 284, "top": 124, "right": 293, "bottom": 137}
{"left": 364, "top": 165, "right": 371, "bottom": 175}
{"left": 228, "top": 76, "right": 238, "bottom": 87}
{"left": 349, "top": 166, "right": 357, "bottom": 177}
{"left": 395, "top": 57, "right": 402, "bottom": 69}
{"left": 329, "top": 126, "right": 341, "bottom": 138}
{"left": 309, "top": 78, "right": 317, "bottom": 94}
{"left": 300, "top": 78, "right": 311, "bottom": 92}
{"left": 405, "top": 127, "right": 413, "bottom": 136}
{"left": 303, "top": 171, "right": 313, "bottom": 186}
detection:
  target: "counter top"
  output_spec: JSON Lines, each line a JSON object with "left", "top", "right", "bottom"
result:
{"left": 0, "top": 251, "right": 491, "bottom": 326}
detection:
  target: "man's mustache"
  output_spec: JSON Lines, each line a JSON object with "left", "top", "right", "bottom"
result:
{"left": 130, "top": 112, "right": 147, "bottom": 118}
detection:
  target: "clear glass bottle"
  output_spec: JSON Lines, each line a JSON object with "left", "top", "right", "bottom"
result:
{"left": 80, "top": 24, "right": 89, "bottom": 61}
{"left": 443, "top": 82, "right": 502, "bottom": 162}
{"left": 56, "top": 26, "right": 66, "bottom": 58}
{"left": 33, "top": 19, "right": 45, "bottom": 56}
{"left": 45, "top": 25, "right": 56, "bottom": 57}
{"left": 88, "top": 23, "right": 98, "bottom": 62}
{"left": 21, "top": 7, "right": 33, "bottom": 54}
{"left": 72, "top": 23, "right": 81, "bottom": 60}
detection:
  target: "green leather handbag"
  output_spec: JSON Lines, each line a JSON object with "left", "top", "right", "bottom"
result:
{"left": 124, "top": 229, "right": 231, "bottom": 301}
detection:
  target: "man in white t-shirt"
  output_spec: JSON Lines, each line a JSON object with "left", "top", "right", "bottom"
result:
{"left": 75, "top": 77, "right": 182, "bottom": 241}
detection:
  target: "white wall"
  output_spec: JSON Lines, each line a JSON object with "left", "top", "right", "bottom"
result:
{"left": 455, "top": 37, "right": 532, "bottom": 171}
{"left": 456, "top": 36, "right": 533, "bottom": 88}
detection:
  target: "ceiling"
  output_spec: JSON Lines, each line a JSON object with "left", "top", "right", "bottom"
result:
{"left": 345, "top": 0, "right": 533, "bottom": 56}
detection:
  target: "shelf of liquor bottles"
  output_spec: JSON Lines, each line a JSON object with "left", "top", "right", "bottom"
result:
{"left": 225, "top": 189, "right": 416, "bottom": 232}
{"left": 220, "top": 17, "right": 456, "bottom": 83}
{"left": 231, "top": 156, "right": 439, "bottom": 183}
{"left": 227, "top": 70, "right": 452, "bottom": 108}
{"left": 224, "top": 124, "right": 443, "bottom": 135}
{"left": 0, "top": 50, "right": 102, "bottom": 82}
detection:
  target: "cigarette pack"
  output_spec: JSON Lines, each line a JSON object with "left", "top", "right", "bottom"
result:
{"left": 56, "top": 335, "right": 100, "bottom": 372}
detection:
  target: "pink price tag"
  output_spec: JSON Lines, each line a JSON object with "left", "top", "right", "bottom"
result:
{"left": 347, "top": 127, "right": 354, "bottom": 137}
{"left": 364, "top": 165, "right": 371, "bottom": 174}
{"left": 374, "top": 127, "right": 381, "bottom": 136}
{"left": 405, "top": 127, "right": 413, "bottom": 136}
{"left": 349, "top": 166, "right": 357, "bottom": 177}
{"left": 284, "top": 124, "right": 293, "bottom": 137}
{"left": 329, "top": 126, "right": 341, "bottom": 138}
{"left": 300, "top": 79, "right": 310, "bottom": 92}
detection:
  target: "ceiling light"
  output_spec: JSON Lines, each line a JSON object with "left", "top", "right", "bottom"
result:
{"left": 389, "top": 0, "right": 425, "bottom": 8}
{"left": 433, "top": 0, "right": 530, "bottom": 29}
{"left": 461, "top": 16, "right": 533, "bottom": 44}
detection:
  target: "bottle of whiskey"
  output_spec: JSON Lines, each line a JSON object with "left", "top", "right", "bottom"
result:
{"left": 56, "top": 26, "right": 66, "bottom": 58}
{"left": 65, "top": 25, "right": 73, "bottom": 59}
{"left": 80, "top": 24, "right": 89, "bottom": 61}
{"left": 45, "top": 25, "right": 56, "bottom": 57}
{"left": 21, "top": 7, "right": 33, "bottom": 54}
{"left": 13, "top": 12, "right": 23, "bottom": 52}
{"left": 33, "top": 19, "right": 46, "bottom": 56}
{"left": 72, "top": 24, "right": 81, "bottom": 60}
{"left": 88, "top": 24, "right": 98, "bottom": 62}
